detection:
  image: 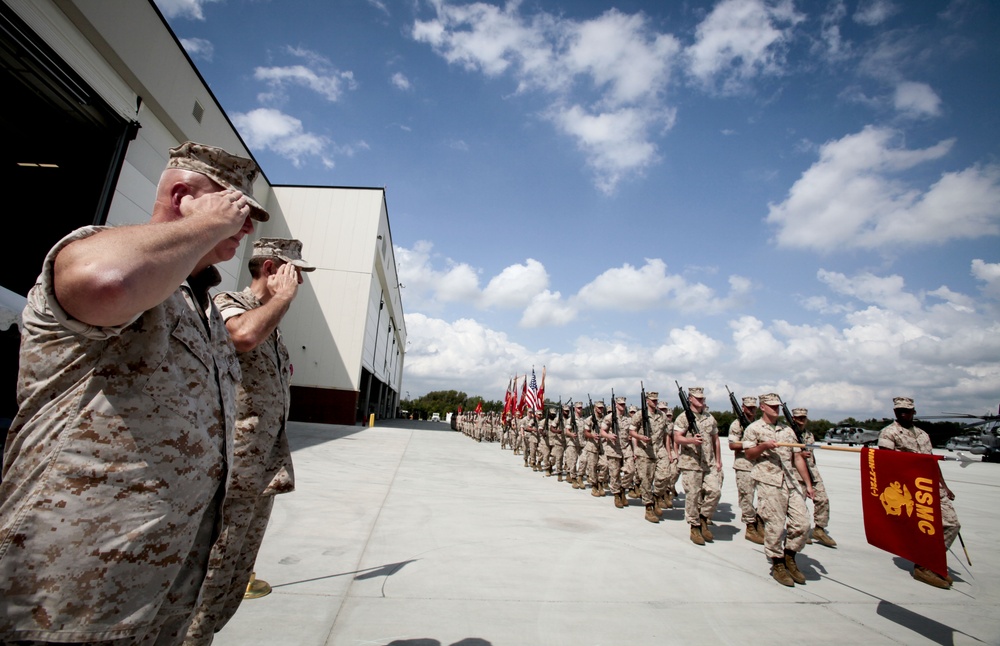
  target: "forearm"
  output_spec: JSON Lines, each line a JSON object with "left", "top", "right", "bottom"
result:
{"left": 54, "top": 219, "right": 226, "bottom": 326}
{"left": 226, "top": 294, "right": 293, "bottom": 351}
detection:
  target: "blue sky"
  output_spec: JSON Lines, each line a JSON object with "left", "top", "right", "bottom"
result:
{"left": 156, "top": 0, "right": 1000, "bottom": 422}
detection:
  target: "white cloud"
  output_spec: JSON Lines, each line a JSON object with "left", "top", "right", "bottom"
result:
{"left": 972, "top": 259, "right": 1000, "bottom": 300}
{"left": 154, "top": 0, "right": 221, "bottom": 21}
{"left": 520, "top": 290, "right": 577, "bottom": 328}
{"left": 232, "top": 108, "right": 334, "bottom": 168}
{"left": 394, "top": 241, "right": 481, "bottom": 311}
{"left": 767, "top": 125, "right": 1000, "bottom": 251}
{"left": 575, "top": 259, "right": 751, "bottom": 314}
{"left": 547, "top": 105, "right": 670, "bottom": 194}
{"left": 391, "top": 72, "right": 412, "bottom": 90}
{"left": 853, "top": 0, "right": 900, "bottom": 27}
{"left": 817, "top": 269, "right": 922, "bottom": 313}
{"left": 412, "top": 3, "right": 681, "bottom": 193}
{"left": 366, "top": 0, "right": 389, "bottom": 16}
{"left": 684, "top": 0, "right": 804, "bottom": 93}
{"left": 180, "top": 37, "right": 214, "bottom": 61}
{"left": 403, "top": 266, "right": 1000, "bottom": 420}
{"left": 893, "top": 81, "right": 942, "bottom": 118}
{"left": 481, "top": 259, "right": 548, "bottom": 309}
{"left": 254, "top": 47, "right": 357, "bottom": 103}
{"left": 403, "top": 313, "right": 531, "bottom": 391}
{"left": 813, "top": 0, "right": 851, "bottom": 63}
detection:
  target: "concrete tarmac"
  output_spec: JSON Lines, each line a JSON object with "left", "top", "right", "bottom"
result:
{"left": 214, "top": 419, "right": 999, "bottom": 646}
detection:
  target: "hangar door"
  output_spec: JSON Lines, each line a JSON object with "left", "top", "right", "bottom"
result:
{"left": 0, "top": 3, "right": 137, "bottom": 425}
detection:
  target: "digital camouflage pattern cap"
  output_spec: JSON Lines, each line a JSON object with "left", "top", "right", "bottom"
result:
{"left": 252, "top": 237, "right": 316, "bottom": 271}
{"left": 759, "top": 393, "right": 781, "bottom": 406}
{"left": 615, "top": 396, "right": 627, "bottom": 405}
{"left": 628, "top": 405, "right": 638, "bottom": 414}
{"left": 647, "top": 391, "right": 659, "bottom": 400}
{"left": 742, "top": 396, "right": 758, "bottom": 407}
{"left": 792, "top": 408, "right": 808, "bottom": 417}
{"left": 688, "top": 387, "right": 705, "bottom": 398}
{"left": 167, "top": 141, "right": 269, "bottom": 221}
{"left": 893, "top": 396, "right": 915, "bottom": 410}
{"left": 657, "top": 401, "right": 669, "bottom": 411}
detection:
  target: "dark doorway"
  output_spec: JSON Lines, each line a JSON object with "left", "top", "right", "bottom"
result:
{"left": 0, "top": 3, "right": 137, "bottom": 425}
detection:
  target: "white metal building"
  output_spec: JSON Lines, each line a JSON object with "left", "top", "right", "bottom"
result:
{"left": 1, "top": 0, "right": 405, "bottom": 426}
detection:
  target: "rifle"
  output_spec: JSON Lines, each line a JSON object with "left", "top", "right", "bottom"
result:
{"left": 640, "top": 382, "right": 651, "bottom": 431}
{"left": 611, "top": 388, "right": 621, "bottom": 447}
{"left": 727, "top": 385, "right": 751, "bottom": 430}
{"left": 556, "top": 397, "right": 564, "bottom": 436}
{"left": 640, "top": 382, "right": 652, "bottom": 449}
{"left": 569, "top": 399, "right": 579, "bottom": 442}
{"left": 588, "top": 394, "right": 603, "bottom": 455}
{"left": 777, "top": 395, "right": 818, "bottom": 484}
{"left": 676, "top": 380, "right": 699, "bottom": 438}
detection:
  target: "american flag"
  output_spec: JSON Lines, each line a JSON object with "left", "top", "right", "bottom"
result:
{"left": 524, "top": 368, "right": 540, "bottom": 412}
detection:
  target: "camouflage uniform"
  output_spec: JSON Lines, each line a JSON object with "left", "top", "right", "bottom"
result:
{"left": 580, "top": 410, "right": 602, "bottom": 488}
{"left": 729, "top": 418, "right": 757, "bottom": 526}
{"left": 548, "top": 409, "right": 567, "bottom": 477}
{"left": 600, "top": 407, "right": 626, "bottom": 496}
{"left": 797, "top": 429, "right": 830, "bottom": 529}
{"left": 878, "top": 420, "right": 960, "bottom": 548}
{"left": 636, "top": 403, "right": 668, "bottom": 506}
{"left": 184, "top": 287, "right": 297, "bottom": 644}
{"left": 673, "top": 410, "right": 722, "bottom": 527}
{"left": 0, "top": 227, "right": 238, "bottom": 644}
{"left": 652, "top": 407, "right": 675, "bottom": 503}
{"left": 523, "top": 415, "right": 539, "bottom": 468}
{"left": 563, "top": 407, "right": 584, "bottom": 484}
{"left": 742, "top": 420, "right": 809, "bottom": 559}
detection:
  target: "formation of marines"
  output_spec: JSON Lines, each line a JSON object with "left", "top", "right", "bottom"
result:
{"left": 456, "top": 386, "right": 961, "bottom": 589}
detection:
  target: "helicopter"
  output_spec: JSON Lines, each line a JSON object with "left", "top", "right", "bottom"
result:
{"left": 918, "top": 405, "right": 1000, "bottom": 463}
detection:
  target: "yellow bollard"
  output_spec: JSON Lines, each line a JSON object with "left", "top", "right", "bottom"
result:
{"left": 369, "top": 413, "right": 375, "bottom": 427}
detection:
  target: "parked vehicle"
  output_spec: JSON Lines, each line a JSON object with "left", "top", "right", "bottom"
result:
{"left": 431, "top": 412, "right": 441, "bottom": 422}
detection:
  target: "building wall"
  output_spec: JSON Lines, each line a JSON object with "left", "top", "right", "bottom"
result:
{"left": 266, "top": 186, "right": 406, "bottom": 424}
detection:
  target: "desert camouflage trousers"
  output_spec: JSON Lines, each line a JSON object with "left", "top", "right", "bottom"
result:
{"left": 183, "top": 495, "right": 276, "bottom": 645}
{"left": 582, "top": 450, "right": 600, "bottom": 486}
{"left": 636, "top": 452, "right": 657, "bottom": 504}
{"left": 734, "top": 469, "right": 757, "bottom": 525}
{"left": 548, "top": 443, "right": 565, "bottom": 473}
{"left": 652, "top": 448, "right": 673, "bottom": 498}
{"left": 681, "top": 468, "right": 722, "bottom": 526}
{"left": 605, "top": 455, "right": 623, "bottom": 494}
{"left": 563, "top": 444, "right": 580, "bottom": 479}
{"left": 525, "top": 435, "right": 539, "bottom": 466}
{"left": 757, "top": 480, "right": 809, "bottom": 559}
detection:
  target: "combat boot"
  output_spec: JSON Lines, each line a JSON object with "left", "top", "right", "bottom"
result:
{"left": 628, "top": 486, "right": 641, "bottom": 499}
{"left": 699, "top": 516, "right": 714, "bottom": 542}
{"left": 745, "top": 523, "right": 764, "bottom": 545}
{"left": 690, "top": 525, "right": 705, "bottom": 545}
{"left": 912, "top": 565, "right": 951, "bottom": 589}
{"left": 653, "top": 497, "right": 663, "bottom": 517}
{"left": 571, "top": 477, "right": 581, "bottom": 489}
{"left": 784, "top": 550, "right": 806, "bottom": 584}
{"left": 614, "top": 491, "right": 625, "bottom": 508}
{"left": 813, "top": 527, "right": 837, "bottom": 548}
{"left": 557, "top": 472, "right": 563, "bottom": 482}
{"left": 591, "top": 483, "right": 604, "bottom": 497}
{"left": 771, "top": 561, "right": 795, "bottom": 587}
{"left": 545, "top": 468, "right": 553, "bottom": 477}
{"left": 645, "top": 504, "right": 660, "bottom": 524}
